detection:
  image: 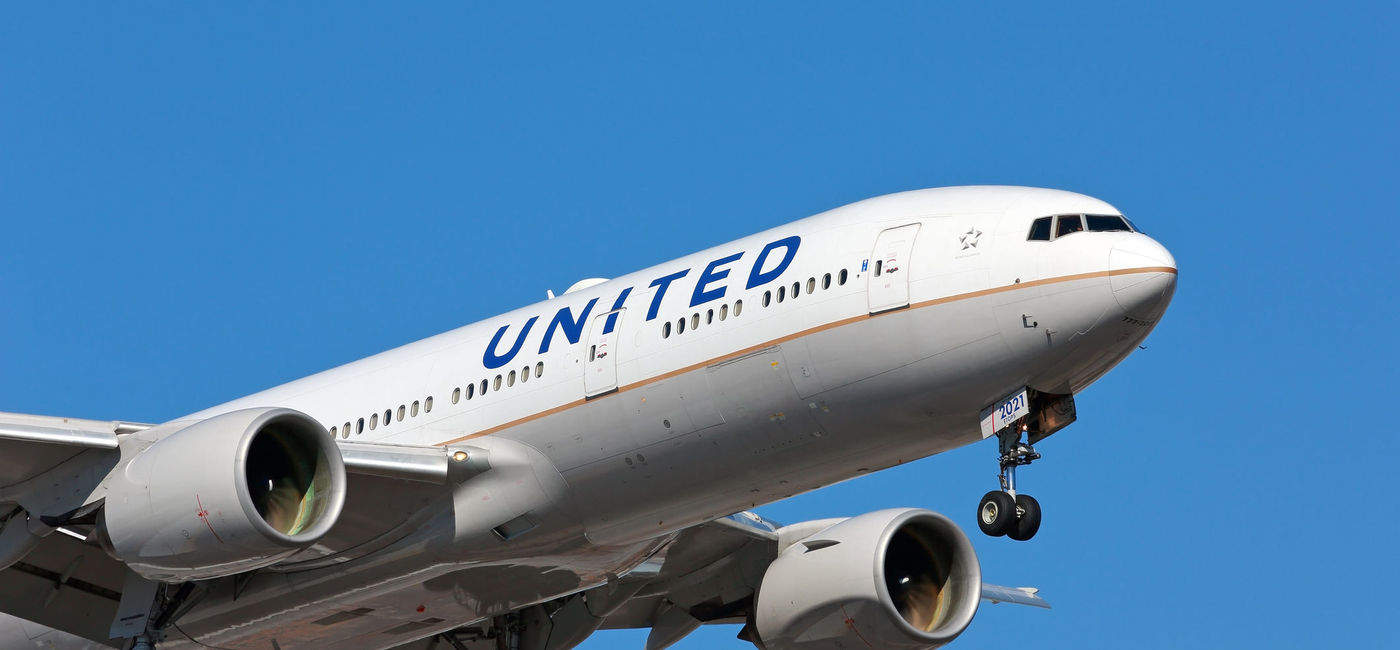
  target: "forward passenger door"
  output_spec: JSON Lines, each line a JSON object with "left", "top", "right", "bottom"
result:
{"left": 584, "top": 308, "right": 623, "bottom": 397}
{"left": 867, "top": 223, "right": 921, "bottom": 313}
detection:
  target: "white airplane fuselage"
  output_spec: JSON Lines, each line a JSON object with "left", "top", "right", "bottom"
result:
{"left": 127, "top": 186, "right": 1174, "bottom": 648}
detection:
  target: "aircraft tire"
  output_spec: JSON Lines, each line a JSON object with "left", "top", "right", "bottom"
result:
{"left": 977, "top": 490, "right": 1016, "bottom": 537}
{"left": 1007, "top": 494, "right": 1041, "bottom": 541}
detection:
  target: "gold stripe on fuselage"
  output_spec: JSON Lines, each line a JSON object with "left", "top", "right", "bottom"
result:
{"left": 435, "top": 266, "right": 1176, "bottom": 446}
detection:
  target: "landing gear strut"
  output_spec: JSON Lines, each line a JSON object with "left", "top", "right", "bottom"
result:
{"left": 977, "top": 426, "right": 1042, "bottom": 541}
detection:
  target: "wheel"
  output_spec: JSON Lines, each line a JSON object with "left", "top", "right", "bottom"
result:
{"left": 977, "top": 490, "right": 1017, "bottom": 537}
{"left": 1007, "top": 494, "right": 1042, "bottom": 541}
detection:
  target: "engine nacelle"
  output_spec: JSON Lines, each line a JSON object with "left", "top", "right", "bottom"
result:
{"left": 101, "top": 407, "right": 346, "bottom": 581}
{"left": 753, "top": 509, "right": 981, "bottom": 650}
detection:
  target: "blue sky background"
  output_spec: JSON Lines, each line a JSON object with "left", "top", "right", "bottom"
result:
{"left": 3, "top": 3, "right": 1396, "bottom": 648}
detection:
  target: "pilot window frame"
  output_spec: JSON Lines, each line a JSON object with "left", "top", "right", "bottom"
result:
{"left": 1032, "top": 213, "right": 1136, "bottom": 241}
{"left": 1055, "top": 214, "right": 1085, "bottom": 238}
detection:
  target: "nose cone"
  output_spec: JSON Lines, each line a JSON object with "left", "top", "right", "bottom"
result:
{"left": 1109, "top": 236, "right": 1177, "bottom": 322}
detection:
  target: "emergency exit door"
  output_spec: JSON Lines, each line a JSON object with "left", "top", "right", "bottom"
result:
{"left": 584, "top": 308, "right": 623, "bottom": 397}
{"left": 867, "top": 223, "right": 920, "bottom": 313}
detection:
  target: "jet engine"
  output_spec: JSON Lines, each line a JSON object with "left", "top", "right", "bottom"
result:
{"left": 752, "top": 509, "right": 981, "bottom": 650}
{"left": 99, "top": 407, "right": 346, "bottom": 581}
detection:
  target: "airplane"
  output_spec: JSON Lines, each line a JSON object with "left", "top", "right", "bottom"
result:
{"left": 0, "top": 185, "right": 1176, "bottom": 650}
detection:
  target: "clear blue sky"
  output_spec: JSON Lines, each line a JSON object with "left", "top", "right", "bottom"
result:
{"left": 3, "top": 3, "right": 1395, "bottom": 648}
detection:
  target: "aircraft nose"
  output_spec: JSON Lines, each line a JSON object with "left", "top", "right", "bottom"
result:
{"left": 1108, "top": 235, "right": 1177, "bottom": 322}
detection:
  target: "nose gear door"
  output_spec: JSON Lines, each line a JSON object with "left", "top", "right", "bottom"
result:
{"left": 867, "top": 223, "right": 921, "bottom": 314}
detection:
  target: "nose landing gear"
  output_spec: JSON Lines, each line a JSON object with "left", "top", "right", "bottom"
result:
{"left": 977, "top": 426, "right": 1042, "bottom": 541}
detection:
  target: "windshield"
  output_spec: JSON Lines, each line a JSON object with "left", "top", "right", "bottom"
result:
{"left": 1028, "top": 214, "right": 1135, "bottom": 241}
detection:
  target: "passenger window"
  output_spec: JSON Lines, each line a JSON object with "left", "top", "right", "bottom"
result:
{"left": 663, "top": 321, "right": 672, "bottom": 338}
{"left": 494, "top": 375, "right": 502, "bottom": 391}
{"left": 480, "top": 380, "right": 488, "bottom": 395}
{"left": 397, "top": 405, "right": 406, "bottom": 421}
{"left": 720, "top": 304, "right": 729, "bottom": 320}
{"left": 677, "top": 317, "right": 685, "bottom": 334}
{"left": 807, "top": 278, "right": 816, "bottom": 293}
{"left": 535, "top": 362, "right": 544, "bottom": 378}
{"left": 452, "top": 388, "right": 461, "bottom": 404}
{"left": 357, "top": 418, "right": 365, "bottom": 434}
{"left": 791, "top": 281, "right": 800, "bottom": 298}
{"left": 778, "top": 286, "right": 786, "bottom": 302}
{"left": 838, "top": 269, "right": 848, "bottom": 285}
{"left": 734, "top": 299, "right": 743, "bottom": 316}
{"left": 1028, "top": 217, "right": 1052, "bottom": 241}
{"left": 330, "top": 425, "right": 337, "bottom": 437}
{"left": 384, "top": 409, "right": 392, "bottom": 425}
{"left": 520, "top": 365, "right": 530, "bottom": 383}
{"left": 412, "top": 400, "right": 420, "bottom": 416}
{"left": 706, "top": 309, "right": 713, "bottom": 324}
{"left": 370, "top": 413, "right": 378, "bottom": 430}
{"left": 424, "top": 396, "right": 433, "bottom": 412}
{"left": 1086, "top": 215, "right": 1132, "bottom": 232}
{"left": 508, "top": 370, "right": 516, "bottom": 387}
{"left": 467, "top": 383, "right": 475, "bottom": 399}
{"left": 1056, "top": 215, "right": 1085, "bottom": 237}
{"left": 343, "top": 422, "right": 351, "bottom": 439}
{"left": 822, "top": 273, "right": 831, "bottom": 290}
{"left": 763, "top": 291, "right": 771, "bottom": 307}
{"left": 691, "top": 313, "right": 700, "bottom": 330}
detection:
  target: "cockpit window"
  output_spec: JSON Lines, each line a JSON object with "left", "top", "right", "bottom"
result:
{"left": 1028, "top": 217, "right": 1052, "bottom": 241}
{"left": 1055, "top": 214, "right": 1085, "bottom": 238}
{"left": 1030, "top": 213, "right": 1137, "bottom": 241}
{"left": 1085, "top": 215, "right": 1132, "bottom": 232}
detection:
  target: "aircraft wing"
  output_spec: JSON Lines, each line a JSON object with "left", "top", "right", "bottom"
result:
{"left": 594, "top": 511, "right": 1048, "bottom": 647}
{"left": 0, "top": 410, "right": 484, "bottom": 648}
{"left": 0, "top": 412, "right": 147, "bottom": 648}
{"left": 0, "top": 411, "right": 144, "bottom": 492}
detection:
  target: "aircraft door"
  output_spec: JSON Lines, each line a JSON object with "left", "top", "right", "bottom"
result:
{"left": 584, "top": 308, "right": 623, "bottom": 397}
{"left": 867, "top": 223, "right": 921, "bottom": 313}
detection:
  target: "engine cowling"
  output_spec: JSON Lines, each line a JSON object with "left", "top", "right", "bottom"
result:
{"left": 100, "top": 407, "right": 346, "bottom": 581}
{"left": 753, "top": 509, "right": 981, "bottom": 650}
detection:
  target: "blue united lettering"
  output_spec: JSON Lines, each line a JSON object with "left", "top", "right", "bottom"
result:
{"left": 481, "top": 235, "right": 801, "bottom": 369}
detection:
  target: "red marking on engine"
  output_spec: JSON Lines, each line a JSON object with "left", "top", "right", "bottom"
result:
{"left": 841, "top": 605, "right": 874, "bottom": 648}
{"left": 416, "top": 605, "right": 426, "bottom": 613}
{"left": 196, "top": 494, "right": 225, "bottom": 544}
